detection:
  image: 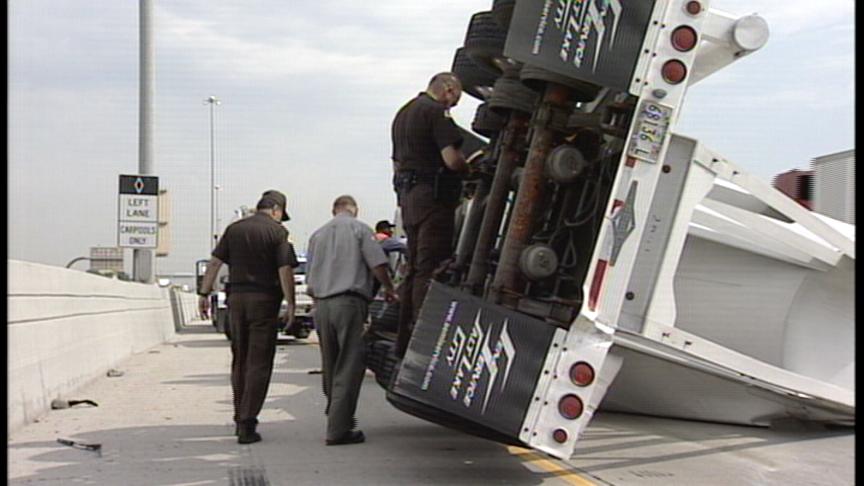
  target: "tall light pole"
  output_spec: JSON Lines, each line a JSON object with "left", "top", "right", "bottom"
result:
{"left": 135, "top": 0, "right": 155, "bottom": 283}
{"left": 204, "top": 95, "right": 220, "bottom": 251}
{"left": 215, "top": 184, "right": 222, "bottom": 238}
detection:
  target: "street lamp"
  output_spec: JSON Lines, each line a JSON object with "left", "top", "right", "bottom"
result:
{"left": 215, "top": 184, "right": 222, "bottom": 238}
{"left": 203, "top": 95, "right": 221, "bottom": 251}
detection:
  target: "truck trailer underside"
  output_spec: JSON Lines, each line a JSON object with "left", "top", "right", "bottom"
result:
{"left": 367, "top": 0, "right": 854, "bottom": 460}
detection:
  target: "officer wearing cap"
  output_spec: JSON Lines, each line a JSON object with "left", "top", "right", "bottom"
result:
{"left": 391, "top": 72, "right": 471, "bottom": 358}
{"left": 198, "top": 189, "right": 299, "bottom": 444}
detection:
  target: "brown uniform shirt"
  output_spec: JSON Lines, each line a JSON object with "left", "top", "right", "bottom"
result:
{"left": 391, "top": 92, "right": 464, "bottom": 226}
{"left": 212, "top": 212, "right": 299, "bottom": 297}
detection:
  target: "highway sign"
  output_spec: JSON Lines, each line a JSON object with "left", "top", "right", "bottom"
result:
{"left": 118, "top": 175, "right": 159, "bottom": 249}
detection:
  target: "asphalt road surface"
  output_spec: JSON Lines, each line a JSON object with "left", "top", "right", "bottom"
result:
{"left": 8, "top": 322, "right": 854, "bottom": 485}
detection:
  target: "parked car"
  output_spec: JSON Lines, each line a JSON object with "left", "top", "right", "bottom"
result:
{"left": 279, "top": 255, "right": 314, "bottom": 339}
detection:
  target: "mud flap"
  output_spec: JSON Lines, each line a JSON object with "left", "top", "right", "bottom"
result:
{"left": 390, "top": 282, "right": 558, "bottom": 440}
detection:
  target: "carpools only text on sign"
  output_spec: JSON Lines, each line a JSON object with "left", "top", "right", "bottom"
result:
{"left": 118, "top": 174, "right": 159, "bottom": 249}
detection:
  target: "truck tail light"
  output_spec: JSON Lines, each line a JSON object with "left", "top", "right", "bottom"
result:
{"left": 662, "top": 60, "right": 688, "bottom": 84}
{"left": 553, "top": 428, "right": 569, "bottom": 443}
{"left": 685, "top": 1, "right": 702, "bottom": 15}
{"left": 558, "top": 395, "right": 584, "bottom": 419}
{"left": 671, "top": 26, "right": 698, "bottom": 52}
{"left": 570, "top": 362, "right": 596, "bottom": 387}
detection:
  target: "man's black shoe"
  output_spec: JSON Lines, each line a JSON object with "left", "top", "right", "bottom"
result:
{"left": 237, "top": 420, "right": 262, "bottom": 444}
{"left": 325, "top": 430, "right": 365, "bottom": 446}
{"left": 238, "top": 431, "right": 262, "bottom": 444}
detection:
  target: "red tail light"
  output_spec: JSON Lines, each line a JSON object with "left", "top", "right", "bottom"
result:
{"left": 553, "top": 428, "right": 569, "bottom": 443}
{"left": 671, "top": 26, "right": 698, "bottom": 52}
{"left": 685, "top": 1, "right": 702, "bottom": 15}
{"left": 558, "top": 394, "right": 584, "bottom": 419}
{"left": 661, "top": 60, "right": 688, "bottom": 84}
{"left": 570, "top": 362, "right": 596, "bottom": 387}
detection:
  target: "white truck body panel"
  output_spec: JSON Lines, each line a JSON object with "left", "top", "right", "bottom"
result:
{"left": 517, "top": 0, "right": 854, "bottom": 460}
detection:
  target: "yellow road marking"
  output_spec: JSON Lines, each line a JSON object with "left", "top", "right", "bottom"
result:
{"left": 508, "top": 446, "right": 598, "bottom": 486}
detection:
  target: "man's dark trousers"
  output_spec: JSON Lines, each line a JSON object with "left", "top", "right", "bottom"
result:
{"left": 228, "top": 292, "right": 282, "bottom": 425}
{"left": 396, "top": 203, "right": 455, "bottom": 357}
{"left": 315, "top": 294, "right": 368, "bottom": 441}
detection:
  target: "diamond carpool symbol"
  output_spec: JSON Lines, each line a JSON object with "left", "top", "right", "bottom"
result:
{"left": 134, "top": 177, "right": 145, "bottom": 194}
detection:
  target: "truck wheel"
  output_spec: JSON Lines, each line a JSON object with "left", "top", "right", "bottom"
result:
{"left": 452, "top": 47, "right": 497, "bottom": 102}
{"left": 471, "top": 102, "right": 507, "bottom": 138}
{"left": 464, "top": 11, "right": 517, "bottom": 76}
{"left": 488, "top": 73, "right": 539, "bottom": 115}
{"left": 519, "top": 64, "right": 602, "bottom": 102}
{"left": 216, "top": 311, "right": 231, "bottom": 340}
{"left": 370, "top": 300, "right": 400, "bottom": 334}
{"left": 293, "top": 325, "right": 310, "bottom": 340}
{"left": 491, "top": 0, "right": 516, "bottom": 30}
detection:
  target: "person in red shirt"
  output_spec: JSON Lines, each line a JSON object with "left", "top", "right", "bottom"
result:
{"left": 374, "top": 220, "right": 396, "bottom": 241}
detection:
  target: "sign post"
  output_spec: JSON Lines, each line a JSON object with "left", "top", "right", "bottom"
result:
{"left": 119, "top": 174, "right": 159, "bottom": 282}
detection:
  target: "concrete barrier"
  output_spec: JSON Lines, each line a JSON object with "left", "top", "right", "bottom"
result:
{"left": 7, "top": 260, "right": 177, "bottom": 434}
{"left": 169, "top": 287, "right": 203, "bottom": 330}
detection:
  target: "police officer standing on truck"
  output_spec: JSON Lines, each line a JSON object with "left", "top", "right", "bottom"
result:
{"left": 198, "top": 190, "right": 299, "bottom": 444}
{"left": 391, "top": 72, "right": 470, "bottom": 358}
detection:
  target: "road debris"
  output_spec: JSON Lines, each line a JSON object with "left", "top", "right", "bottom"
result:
{"left": 57, "top": 438, "right": 102, "bottom": 455}
{"left": 51, "top": 399, "right": 98, "bottom": 409}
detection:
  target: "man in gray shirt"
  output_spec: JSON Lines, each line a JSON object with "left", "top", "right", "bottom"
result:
{"left": 306, "top": 195, "right": 397, "bottom": 445}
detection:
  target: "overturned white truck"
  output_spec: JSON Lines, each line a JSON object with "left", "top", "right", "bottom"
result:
{"left": 366, "top": 0, "right": 855, "bottom": 460}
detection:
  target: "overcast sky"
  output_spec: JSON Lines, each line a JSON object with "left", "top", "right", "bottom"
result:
{"left": 8, "top": 0, "right": 855, "bottom": 282}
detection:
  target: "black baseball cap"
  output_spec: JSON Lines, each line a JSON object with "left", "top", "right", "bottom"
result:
{"left": 375, "top": 220, "right": 396, "bottom": 232}
{"left": 259, "top": 190, "right": 291, "bottom": 221}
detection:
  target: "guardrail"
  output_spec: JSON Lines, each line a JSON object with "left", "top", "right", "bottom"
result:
{"left": 7, "top": 260, "right": 177, "bottom": 434}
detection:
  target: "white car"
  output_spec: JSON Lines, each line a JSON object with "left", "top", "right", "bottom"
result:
{"left": 213, "top": 255, "right": 314, "bottom": 340}
{"left": 279, "top": 255, "right": 314, "bottom": 339}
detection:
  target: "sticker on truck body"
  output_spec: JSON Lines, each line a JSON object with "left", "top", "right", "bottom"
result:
{"left": 627, "top": 100, "right": 673, "bottom": 163}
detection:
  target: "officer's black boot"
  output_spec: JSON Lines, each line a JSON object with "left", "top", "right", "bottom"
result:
{"left": 237, "top": 419, "right": 262, "bottom": 444}
{"left": 234, "top": 418, "right": 257, "bottom": 436}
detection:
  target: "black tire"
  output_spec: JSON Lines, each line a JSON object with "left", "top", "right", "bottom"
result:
{"left": 284, "top": 317, "right": 312, "bottom": 339}
{"left": 452, "top": 47, "right": 497, "bottom": 102}
{"left": 463, "top": 11, "right": 512, "bottom": 76}
{"left": 217, "top": 311, "right": 232, "bottom": 341}
{"left": 491, "top": 0, "right": 516, "bottom": 30}
{"left": 369, "top": 300, "right": 400, "bottom": 334}
{"left": 488, "top": 73, "right": 539, "bottom": 115}
{"left": 293, "top": 326, "right": 310, "bottom": 340}
{"left": 471, "top": 102, "right": 507, "bottom": 138}
{"left": 365, "top": 338, "right": 400, "bottom": 390}
{"left": 519, "top": 64, "right": 603, "bottom": 102}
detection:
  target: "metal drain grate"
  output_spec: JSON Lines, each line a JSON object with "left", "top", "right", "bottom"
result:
{"left": 228, "top": 466, "right": 270, "bottom": 486}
